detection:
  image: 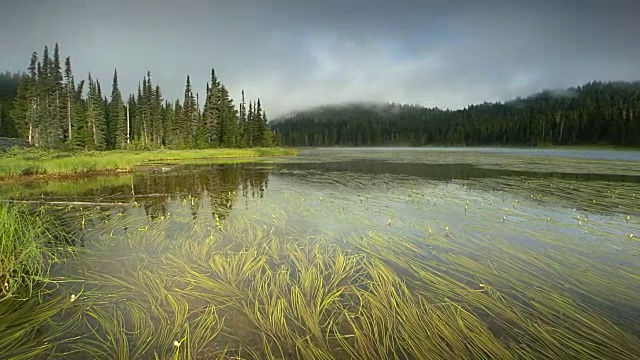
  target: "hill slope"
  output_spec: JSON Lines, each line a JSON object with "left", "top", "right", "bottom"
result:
{"left": 272, "top": 81, "right": 640, "bottom": 147}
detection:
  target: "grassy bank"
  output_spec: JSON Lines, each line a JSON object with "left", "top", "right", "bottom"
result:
{"left": 0, "top": 147, "right": 297, "bottom": 179}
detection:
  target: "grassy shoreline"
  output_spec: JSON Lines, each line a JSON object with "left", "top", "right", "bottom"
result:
{"left": 0, "top": 147, "right": 297, "bottom": 179}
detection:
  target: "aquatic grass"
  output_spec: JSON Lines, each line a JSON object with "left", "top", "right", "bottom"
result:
{"left": 4, "top": 156, "right": 640, "bottom": 359}
{"left": 0, "top": 204, "right": 72, "bottom": 298}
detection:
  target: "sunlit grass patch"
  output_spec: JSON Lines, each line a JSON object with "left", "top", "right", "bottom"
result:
{"left": 0, "top": 147, "right": 298, "bottom": 179}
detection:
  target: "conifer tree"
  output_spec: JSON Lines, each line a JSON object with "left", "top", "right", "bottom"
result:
{"left": 203, "top": 69, "right": 219, "bottom": 145}
{"left": 86, "top": 74, "right": 107, "bottom": 150}
{"left": 182, "top": 75, "right": 198, "bottom": 147}
{"left": 109, "top": 69, "right": 127, "bottom": 149}
{"left": 238, "top": 90, "right": 247, "bottom": 147}
{"left": 218, "top": 84, "right": 237, "bottom": 147}
{"left": 152, "top": 84, "right": 164, "bottom": 146}
{"left": 173, "top": 98, "right": 186, "bottom": 148}
{"left": 62, "top": 56, "right": 75, "bottom": 144}
{"left": 252, "top": 99, "right": 265, "bottom": 146}
{"left": 246, "top": 101, "right": 254, "bottom": 147}
{"left": 51, "top": 43, "right": 65, "bottom": 146}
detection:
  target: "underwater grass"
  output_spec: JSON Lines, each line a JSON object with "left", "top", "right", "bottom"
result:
{"left": 2, "top": 154, "right": 640, "bottom": 359}
{"left": 0, "top": 147, "right": 297, "bottom": 179}
{"left": 0, "top": 204, "right": 72, "bottom": 298}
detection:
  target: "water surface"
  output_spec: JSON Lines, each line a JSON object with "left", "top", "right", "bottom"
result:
{"left": 2, "top": 148, "right": 639, "bottom": 359}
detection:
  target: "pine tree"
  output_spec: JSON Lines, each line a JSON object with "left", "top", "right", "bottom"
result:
{"left": 62, "top": 56, "right": 75, "bottom": 144}
{"left": 252, "top": 99, "right": 265, "bottom": 146}
{"left": 173, "top": 98, "right": 186, "bottom": 148}
{"left": 219, "top": 84, "right": 237, "bottom": 147}
{"left": 10, "top": 53, "right": 39, "bottom": 144}
{"left": 71, "top": 79, "right": 87, "bottom": 148}
{"left": 153, "top": 84, "right": 164, "bottom": 146}
{"left": 110, "top": 69, "right": 127, "bottom": 149}
{"left": 246, "top": 101, "right": 254, "bottom": 147}
{"left": 202, "top": 69, "right": 219, "bottom": 145}
{"left": 237, "top": 90, "right": 247, "bottom": 147}
{"left": 86, "top": 74, "right": 107, "bottom": 150}
{"left": 182, "top": 75, "right": 198, "bottom": 147}
{"left": 262, "top": 109, "right": 272, "bottom": 146}
{"left": 162, "top": 100, "right": 175, "bottom": 147}
{"left": 51, "top": 43, "right": 65, "bottom": 146}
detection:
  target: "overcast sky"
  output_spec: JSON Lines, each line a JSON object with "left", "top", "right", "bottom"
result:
{"left": 1, "top": 0, "right": 639, "bottom": 117}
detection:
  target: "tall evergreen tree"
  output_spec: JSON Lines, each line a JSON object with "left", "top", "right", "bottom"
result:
{"left": 182, "top": 75, "right": 198, "bottom": 147}
{"left": 238, "top": 90, "right": 247, "bottom": 147}
{"left": 202, "top": 69, "right": 220, "bottom": 145}
{"left": 218, "top": 84, "right": 237, "bottom": 147}
{"left": 86, "top": 74, "right": 107, "bottom": 150}
{"left": 51, "top": 43, "right": 65, "bottom": 146}
{"left": 109, "top": 69, "right": 127, "bottom": 149}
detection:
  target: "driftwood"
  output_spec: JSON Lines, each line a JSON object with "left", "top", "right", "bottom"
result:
{"left": 0, "top": 200, "right": 135, "bottom": 207}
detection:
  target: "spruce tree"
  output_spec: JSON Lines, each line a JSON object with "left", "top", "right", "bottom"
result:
{"left": 51, "top": 43, "right": 65, "bottom": 146}
{"left": 262, "top": 109, "right": 272, "bottom": 146}
{"left": 202, "top": 69, "right": 219, "bottom": 145}
{"left": 246, "top": 101, "right": 254, "bottom": 147}
{"left": 71, "top": 79, "right": 88, "bottom": 148}
{"left": 153, "top": 84, "right": 164, "bottom": 147}
{"left": 182, "top": 75, "right": 198, "bottom": 147}
{"left": 219, "top": 84, "right": 237, "bottom": 147}
{"left": 238, "top": 90, "right": 247, "bottom": 147}
{"left": 62, "top": 56, "right": 75, "bottom": 144}
{"left": 86, "top": 74, "right": 107, "bottom": 150}
{"left": 110, "top": 69, "right": 127, "bottom": 149}
{"left": 252, "top": 99, "right": 265, "bottom": 146}
{"left": 173, "top": 98, "right": 186, "bottom": 148}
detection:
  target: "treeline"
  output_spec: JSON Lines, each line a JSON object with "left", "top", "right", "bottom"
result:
{"left": 1, "top": 44, "right": 278, "bottom": 150}
{"left": 272, "top": 81, "right": 640, "bottom": 147}
{"left": 0, "top": 72, "right": 21, "bottom": 138}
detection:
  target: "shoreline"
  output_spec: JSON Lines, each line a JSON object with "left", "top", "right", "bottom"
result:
{"left": 0, "top": 148, "right": 298, "bottom": 181}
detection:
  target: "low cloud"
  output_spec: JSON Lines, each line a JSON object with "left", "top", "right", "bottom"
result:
{"left": 1, "top": 0, "right": 639, "bottom": 118}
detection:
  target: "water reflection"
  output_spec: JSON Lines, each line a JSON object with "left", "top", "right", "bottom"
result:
{"left": 275, "top": 160, "right": 640, "bottom": 216}
{"left": 1, "top": 163, "right": 271, "bottom": 225}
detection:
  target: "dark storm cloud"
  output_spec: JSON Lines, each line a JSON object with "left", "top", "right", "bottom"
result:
{"left": 1, "top": 0, "right": 639, "bottom": 117}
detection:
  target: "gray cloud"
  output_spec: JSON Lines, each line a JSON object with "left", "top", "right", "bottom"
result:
{"left": 1, "top": 0, "right": 639, "bottom": 117}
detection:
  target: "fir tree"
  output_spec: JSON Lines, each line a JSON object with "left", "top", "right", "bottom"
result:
{"left": 109, "top": 69, "right": 127, "bottom": 149}
{"left": 218, "top": 84, "right": 237, "bottom": 147}
{"left": 86, "top": 74, "right": 107, "bottom": 150}
{"left": 202, "top": 69, "right": 220, "bottom": 145}
{"left": 182, "top": 75, "right": 198, "bottom": 147}
{"left": 51, "top": 43, "right": 65, "bottom": 146}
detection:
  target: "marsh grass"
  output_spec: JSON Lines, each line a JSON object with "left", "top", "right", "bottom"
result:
{"left": 0, "top": 147, "right": 297, "bottom": 179}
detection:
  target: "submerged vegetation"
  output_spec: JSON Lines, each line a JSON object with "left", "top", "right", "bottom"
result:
{"left": 0, "top": 147, "right": 296, "bottom": 179}
{"left": 0, "top": 204, "right": 71, "bottom": 298}
{"left": 1, "top": 150, "right": 639, "bottom": 359}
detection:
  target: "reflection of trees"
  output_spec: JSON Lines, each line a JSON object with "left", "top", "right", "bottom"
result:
{"left": 131, "top": 164, "right": 270, "bottom": 222}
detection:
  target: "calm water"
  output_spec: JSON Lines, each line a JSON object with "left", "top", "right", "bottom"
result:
{"left": 2, "top": 148, "right": 640, "bottom": 359}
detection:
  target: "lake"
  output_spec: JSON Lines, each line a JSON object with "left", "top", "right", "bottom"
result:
{"left": 2, "top": 148, "right": 639, "bottom": 359}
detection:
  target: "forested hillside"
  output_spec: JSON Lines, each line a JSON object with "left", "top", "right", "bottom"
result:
{"left": 272, "top": 82, "right": 640, "bottom": 147}
{"left": 0, "top": 44, "right": 277, "bottom": 150}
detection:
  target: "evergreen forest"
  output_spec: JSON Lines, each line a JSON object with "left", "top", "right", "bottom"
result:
{"left": 0, "top": 44, "right": 276, "bottom": 150}
{"left": 272, "top": 82, "right": 640, "bottom": 147}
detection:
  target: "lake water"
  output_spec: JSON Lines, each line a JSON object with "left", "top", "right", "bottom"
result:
{"left": 2, "top": 148, "right": 639, "bottom": 359}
